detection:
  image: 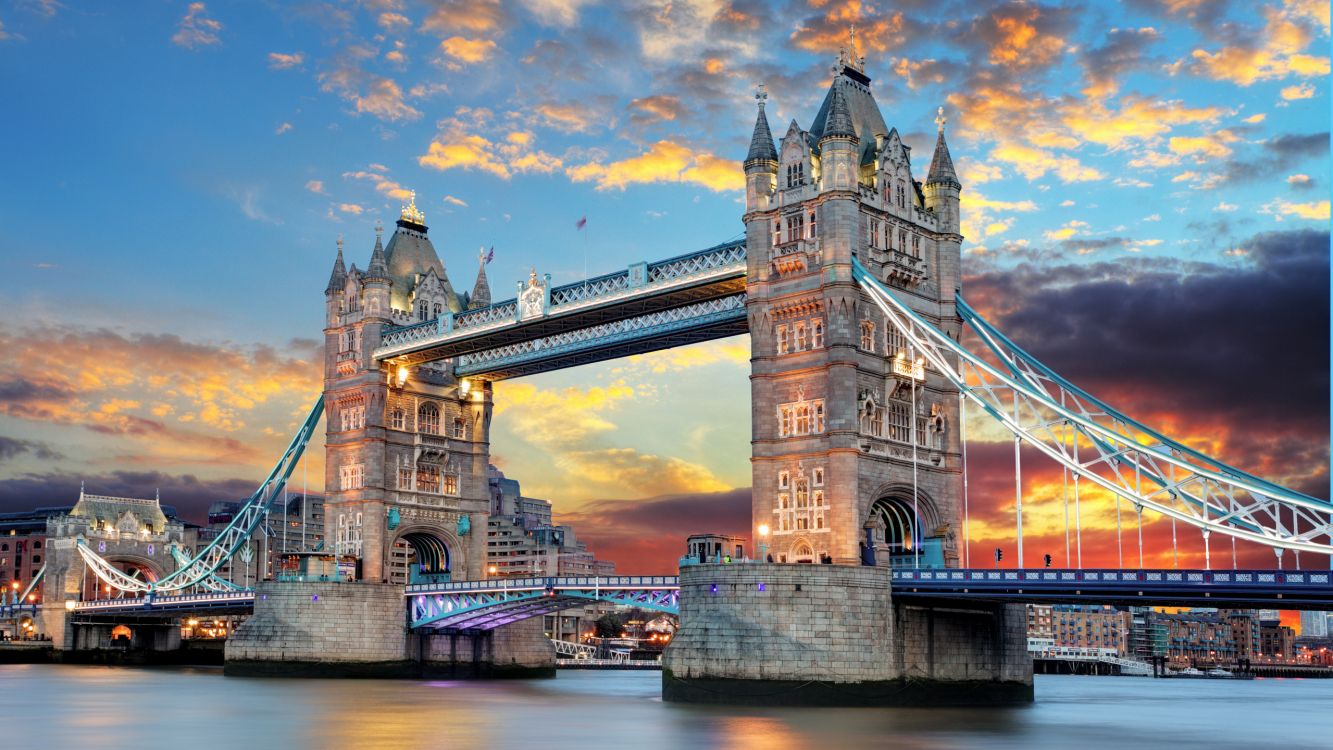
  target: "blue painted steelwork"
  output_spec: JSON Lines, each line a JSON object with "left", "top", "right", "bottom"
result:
{"left": 407, "top": 576, "right": 680, "bottom": 630}
{"left": 891, "top": 567, "right": 1333, "bottom": 609}
{"left": 64, "top": 590, "right": 257, "bottom": 619}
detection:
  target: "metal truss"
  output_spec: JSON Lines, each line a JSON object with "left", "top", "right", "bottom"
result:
{"left": 407, "top": 576, "right": 680, "bottom": 630}
{"left": 374, "top": 240, "right": 746, "bottom": 363}
{"left": 456, "top": 294, "right": 747, "bottom": 380}
{"left": 75, "top": 398, "right": 325, "bottom": 594}
{"left": 853, "top": 258, "right": 1332, "bottom": 557}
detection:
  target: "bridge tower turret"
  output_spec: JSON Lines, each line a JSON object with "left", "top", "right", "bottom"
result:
{"left": 745, "top": 54, "right": 964, "bottom": 569}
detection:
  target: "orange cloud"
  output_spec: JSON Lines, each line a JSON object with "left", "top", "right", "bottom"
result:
{"left": 628, "top": 95, "right": 684, "bottom": 123}
{"left": 267, "top": 52, "right": 303, "bottom": 70}
{"left": 421, "top": 0, "right": 506, "bottom": 35}
{"left": 418, "top": 108, "right": 563, "bottom": 179}
{"left": 1168, "top": 129, "right": 1240, "bottom": 159}
{"left": 1185, "top": 3, "right": 1330, "bottom": 85}
{"left": 172, "top": 2, "right": 222, "bottom": 49}
{"left": 565, "top": 140, "right": 742, "bottom": 192}
{"left": 342, "top": 169, "right": 412, "bottom": 201}
{"left": 990, "top": 143, "right": 1103, "bottom": 182}
{"left": 988, "top": 4, "right": 1066, "bottom": 69}
{"left": 439, "top": 36, "right": 496, "bottom": 63}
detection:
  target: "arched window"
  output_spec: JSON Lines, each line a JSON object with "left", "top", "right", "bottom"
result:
{"left": 808, "top": 210, "right": 817, "bottom": 238}
{"left": 390, "top": 409, "right": 405, "bottom": 430}
{"left": 452, "top": 417, "right": 466, "bottom": 439}
{"left": 860, "top": 320, "right": 876, "bottom": 352}
{"left": 417, "top": 301, "right": 430, "bottom": 321}
{"left": 418, "top": 403, "right": 440, "bottom": 435}
{"left": 897, "top": 180, "right": 907, "bottom": 209}
{"left": 812, "top": 319, "right": 824, "bottom": 348}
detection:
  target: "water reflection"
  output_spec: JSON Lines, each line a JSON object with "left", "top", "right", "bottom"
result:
{"left": 2, "top": 666, "right": 1330, "bottom": 750}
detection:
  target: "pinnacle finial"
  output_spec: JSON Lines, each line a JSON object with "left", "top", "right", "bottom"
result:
{"left": 337, "top": 234, "right": 344, "bottom": 253}
{"left": 755, "top": 82, "right": 768, "bottom": 107}
{"left": 935, "top": 106, "right": 947, "bottom": 133}
{"left": 375, "top": 219, "right": 383, "bottom": 240}
{"left": 400, "top": 189, "right": 425, "bottom": 224}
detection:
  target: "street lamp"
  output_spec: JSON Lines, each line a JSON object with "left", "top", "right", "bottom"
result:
{"left": 757, "top": 524, "right": 770, "bottom": 562}
{"left": 487, "top": 565, "right": 498, "bottom": 577}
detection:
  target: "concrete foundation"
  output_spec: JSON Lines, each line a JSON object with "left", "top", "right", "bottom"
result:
{"left": 662, "top": 563, "right": 1031, "bottom": 706}
{"left": 225, "top": 580, "right": 554, "bottom": 678}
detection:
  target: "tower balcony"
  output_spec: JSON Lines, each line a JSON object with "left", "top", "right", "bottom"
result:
{"left": 770, "top": 238, "right": 821, "bottom": 276}
{"left": 882, "top": 249, "right": 926, "bottom": 288}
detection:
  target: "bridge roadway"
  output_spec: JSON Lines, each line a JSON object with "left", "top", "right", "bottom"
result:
{"left": 11, "top": 568, "right": 1330, "bottom": 626}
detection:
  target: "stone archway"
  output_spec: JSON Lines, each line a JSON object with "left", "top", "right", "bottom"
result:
{"left": 790, "top": 538, "right": 816, "bottom": 564}
{"left": 84, "top": 555, "right": 164, "bottom": 600}
{"left": 864, "top": 487, "right": 942, "bottom": 568}
{"left": 388, "top": 526, "right": 462, "bottom": 585}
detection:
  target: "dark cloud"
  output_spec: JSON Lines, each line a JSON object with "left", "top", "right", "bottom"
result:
{"left": 0, "top": 437, "right": 64, "bottom": 462}
{"left": 1124, "top": 0, "right": 1234, "bottom": 39}
{"left": 0, "top": 470, "right": 259, "bottom": 523}
{"left": 1214, "top": 132, "right": 1330, "bottom": 186}
{"left": 1080, "top": 27, "right": 1163, "bottom": 96}
{"left": 965, "top": 228, "right": 1329, "bottom": 497}
{"left": 559, "top": 488, "right": 751, "bottom": 573}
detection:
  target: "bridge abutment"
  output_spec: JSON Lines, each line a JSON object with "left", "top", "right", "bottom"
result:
{"left": 662, "top": 563, "right": 1031, "bottom": 706}
{"left": 224, "top": 580, "right": 554, "bottom": 678}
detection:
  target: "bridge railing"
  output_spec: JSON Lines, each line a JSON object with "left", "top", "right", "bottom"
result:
{"left": 405, "top": 575, "right": 680, "bottom": 594}
{"left": 890, "top": 568, "right": 1331, "bottom": 587}
{"left": 72, "top": 590, "right": 255, "bottom": 611}
{"left": 376, "top": 240, "right": 746, "bottom": 356}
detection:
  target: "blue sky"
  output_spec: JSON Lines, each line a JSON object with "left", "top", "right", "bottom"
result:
{"left": 0, "top": 0, "right": 1327, "bottom": 573}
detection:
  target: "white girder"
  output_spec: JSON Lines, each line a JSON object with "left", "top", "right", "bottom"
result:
{"left": 852, "top": 258, "right": 1331, "bottom": 555}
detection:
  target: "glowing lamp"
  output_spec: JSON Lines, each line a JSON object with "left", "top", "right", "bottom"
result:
{"left": 758, "top": 524, "right": 770, "bottom": 538}
{"left": 64, "top": 600, "right": 76, "bottom": 611}
{"left": 396, "top": 366, "right": 409, "bottom": 387}
{"left": 459, "top": 379, "right": 471, "bottom": 398}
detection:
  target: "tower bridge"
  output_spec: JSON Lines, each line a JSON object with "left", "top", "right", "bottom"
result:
{"left": 27, "top": 52, "right": 1329, "bottom": 704}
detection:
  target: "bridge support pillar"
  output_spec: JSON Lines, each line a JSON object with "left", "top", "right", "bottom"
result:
{"left": 411, "top": 618, "right": 555, "bottom": 678}
{"left": 662, "top": 563, "right": 1031, "bottom": 706}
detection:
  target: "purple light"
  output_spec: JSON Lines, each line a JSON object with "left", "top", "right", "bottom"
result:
{"left": 312, "top": 595, "right": 319, "bottom": 602}
{"left": 757, "top": 583, "right": 765, "bottom": 592}
{"left": 710, "top": 584, "right": 718, "bottom": 593}
{"left": 260, "top": 594, "right": 267, "bottom": 600}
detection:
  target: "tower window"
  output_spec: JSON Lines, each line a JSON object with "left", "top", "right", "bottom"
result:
{"left": 785, "top": 214, "right": 804, "bottom": 244}
{"left": 390, "top": 409, "right": 405, "bottom": 430}
{"left": 452, "top": 417, "right": 466, "bottom": 439}
{"left": 897, "top": 180, "right": 907, "bottom": 209}
{"left": 776, "top": 324, "right": 789, "bottom": 355}
{"left": 812, "top": 319, "right": 824, "bottom": 348}
{"left": 418, "top": 403, "right": 441, "bottom": 435}
{"left": 808, "top": 211, "right": 817, "bottom": 238}
{"left": 786, "top": 162, "right": 804, "bottom": 188}
{"left": 339, "top": 464, "right": 364, "bottom": 490}
{"left": 794, "top": 321, "right": 808, "bottom": 351}
{"left": 869, "top": 219, "right": 881, "bottom": 248}
{"left": 860, "top": 320, "right": 876, "bottom": 352}
{"left": 417, "top": 301, "right": 430, "bottom": 321}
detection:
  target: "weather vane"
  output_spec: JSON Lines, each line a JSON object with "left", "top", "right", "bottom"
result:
{"left": 935, "top": 106, "right": 947, "bottom": 133}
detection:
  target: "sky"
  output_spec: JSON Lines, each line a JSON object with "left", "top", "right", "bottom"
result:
{"left": 0, "top": 1, "right": 1329, "bottom": 606}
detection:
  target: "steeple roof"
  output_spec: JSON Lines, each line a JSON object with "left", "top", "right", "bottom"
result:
{"left": 324, "top": 237, "right": 346, "bottom": 295}
{"left": 821, "top": 82, "right": 856, "bottom": 140}
{"left": 383, "top": 192, "right": 461, "bottom": 313}
{"left": 365, "top": 222, "right": 390, "bottom": 281}
{"left": 808, "top": 67, "right": 888, "bottom": 165}
{"left": 745, "top": 89, "right": 778, "bottom": 165}
{"left": 926, "top": 107, "right": 960, "bottom": 188}
{"left": 470, "top": 252, "right": 492, "bottom": 310}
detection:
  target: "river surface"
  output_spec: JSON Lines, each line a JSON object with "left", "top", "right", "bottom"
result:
{"left": 4, "top": 665, "right": 1330, "bottom": 749}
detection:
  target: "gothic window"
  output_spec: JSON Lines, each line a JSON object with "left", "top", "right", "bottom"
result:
{"left": 814, "top": 401, "right": 825, "bottom": 432}
{"left": 398, "top": 463, "right": 413, "bottom": 491}
{"left": 888, "top": 401, "right": 910, "bottom": 443}
{"left": 418, "top": 403, "right": 441, "bottom": 434}
{"left": 773, "top": 218, "right": 781, "bottom": 246}
{"left": 795, "top": 403, "right": 811, "bottom": 435}
{"left": 899, "top": 229, "right": 907, "bottom": 251}
{"left": 390, "top": 409, "right": 405, "bottom": 430}
{"left": 433, "top": 303, "right": 443, "bottom": 317}
{"left": 887, "top": 326, "right": 909, "bottom": 358}
{"left": 812, "top": 319, "right": 824, "bottom": 348}
{"left": 779, "top": 493, "right": 790, "bottom": 509}
{"left": 869, "top": 219, "right": 881, "bottom": 248}
{"left": 778, "top": 399, "right": 825, "bottom": 437}
{"left": 813, "top": 467, "right": 825, "bottom": 487}
{"left": 776, "top": 325, "right": 789, "bottom": 355}
{"left": 340, "top": 405, "right": 365, "bottom": 431}
{"left": 861, "top": 399, "right": 884, "bottom": 436}
{"left": 443, "top": 471, "right": 459, "bottom": 495}
{"left": 417, "top": 300, "right": 430, "bottom": 321}
{"left": 786, "top": 162, "right": 804, "bottom": 188}
{"left": 785, "top": 214, "right": 804, "bottom": 244}
{"left": 367, "top": 297, "right": 380, "bottom": 313}
{"left": 897, "top": 180, "right": 907, "bottom": 209}
{"left": 778, "top": 471, "right": 790, "bottom": 490}
{"left": 452, "top": 417, "right": 466, "bottom": 439}
{"left": 860, "top": 320, "right": 876, "bottom": 352}
{"left": 796, "top": 478, "right": 809, "bottom": 508}
{"left": 794, "top": 321, "right": 808, "bottom": 351}
{"left": 339, "top": 464, "right": 364, "bottom": 490}
{"left": 808, "top": 210, "right": 817, "bottom": 238}
{"left": 416, "top": 463, "right": 441, "bottom": 493}
{"left": 779, "top": 406, "right": 793, "bottom": 437}
{"left": 911, "top": 234, "right": 921, "bottom": 258}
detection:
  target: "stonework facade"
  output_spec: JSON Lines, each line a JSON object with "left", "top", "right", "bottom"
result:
{"left": 744, "top": 59, "right": 964, "bottom": 568}
{"left": 322, "top": 201, "right": 492, "bottom": 584}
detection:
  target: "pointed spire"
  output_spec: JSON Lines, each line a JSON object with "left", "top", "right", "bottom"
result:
{"left": 324, "top": 235, "right": 347, "bottom": 294}
{"left": 822, "top": 82, "right": 856, "bottom": 141}
{"left": 366, "top": 222, "right": 389, "bottom": 280}
{"left": 470, "top": 247, "right": 492, "bottom": 309}
{"left": 745, "top": 83, "right": 778, "bottom": 165}
{"left": 927, "top": 106, "right": 960, "bottom": 188}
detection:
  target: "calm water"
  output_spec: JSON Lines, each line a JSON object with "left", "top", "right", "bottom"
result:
{"left": 4, "top": 666, "right": 1331, "bottom": 749}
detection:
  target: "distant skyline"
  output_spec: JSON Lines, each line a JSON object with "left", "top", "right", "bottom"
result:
{"left": 0, "top": 1, "right": 1327, "bottom": 594}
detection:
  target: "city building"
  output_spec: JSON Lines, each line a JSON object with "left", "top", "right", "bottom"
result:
{"left": 203, "top": 494, "right": 326, "bottom": 586}
{"left": 685, "top": 533, "right": 746, "bottom": 564}
{"left": 484, "top": 466, "right": 614, "bottom": 579}
{"left": 1049, "top": 605, "right": 1132, "bottom": 656}
{"left": 1299, "top": 610, "right": 1329, "bottom": 638}
{"left": 1026, "top": 604, "right": 1054, "bottom": 652}
{"left": 1259, "top": 620, "right": 1296, "bottom": 662}
{"left": 0, "top": 507, "right": 63, "bottom": 601}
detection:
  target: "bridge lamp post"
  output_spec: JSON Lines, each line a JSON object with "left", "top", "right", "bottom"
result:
{"left": 757, "top": 524, "right": 770, "bottom": 562}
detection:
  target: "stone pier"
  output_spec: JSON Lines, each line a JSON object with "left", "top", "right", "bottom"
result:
{"left": 225, "top": 580, "right": 554, "bottom": 678}
{"left": 662, "top": 563, "right": 1031, "bottom": 706}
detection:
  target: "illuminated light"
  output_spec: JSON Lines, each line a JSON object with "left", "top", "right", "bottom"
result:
{"left": 64, "top": 600, "right": 76, "bottom": 611}
{"left": 9, "top": 582, "right": 17, "bottom": 591}
{"left": 459, "top": 379, "right": 471, "bottom": 398}
{"left": 27, "top": 594, "right": 35, "bottom": 602}
{"left": 757, "top": 583, "right": 766, "bottom": 592}
{"left": 311, "top": 595, "right": 318, "bottom": 602}
{"left": 187, "top": 619, "right": 199, "bottom": 626}
{"left": 758, "top": 524, "right": 770, "bottom": 538}
{"left": 396, "top": 366, "right": 409, "bottom": 387}
{"left": 710, "top": 584, "right": 718, "bottom": 593}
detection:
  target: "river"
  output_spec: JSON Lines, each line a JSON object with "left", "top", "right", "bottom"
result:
{"left": 3, "top": 666, "right": 1330, "bottom": 749}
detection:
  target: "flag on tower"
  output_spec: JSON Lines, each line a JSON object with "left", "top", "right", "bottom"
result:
{"left": 576, "top": 216, "right": 587, "bottom": 230}
{"left": 485, "top": 246, "right": 494, "bottom": 264}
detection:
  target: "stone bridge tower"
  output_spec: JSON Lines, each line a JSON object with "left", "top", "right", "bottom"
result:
{"left": 322, "top": 197, "right": 491, "bottom": 583}
{"left": 744, "top": 56, "right": 964, "bottom": 568}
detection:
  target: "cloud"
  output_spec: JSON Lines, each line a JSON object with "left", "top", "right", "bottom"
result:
{"left": 378, "top": 12, "right": 410, "bottom": 29}
{"left": 318, "top": 47, "right": 421, "bottom": 122}
{"left": 267, "top": 52, "right": 304, "bottom": 70}
{"left": 1184, "top": 3, "right": 1330, "bottom": 85}
{"left": 274, "top": 122, "right": 293, "bottom": 135}
{"left": 1080, "top": 26, "right": 1161, "bottom": 99}
{"left": 0, "top": 470, "right": 262, "bottom": 522}
{"left": 557, "top": 488, "right": 751, "bottom": 574}
{"left": 337, "top": 203, "right": 364, "bottom": 214}
{"left": 223, "top": 185, "right": 280, "bottom": 224}
{"left": 1260, "top": 198, "right": 1330, "bottom": 220}
{"left": 628, "top": 94, "right": 685, "bottom": 125}
{"left": 566, "top": 140, "right": 743, "bottom": 192}
{"left": 518, "top": 0, "right": 593, "bottom": 27}
{"left": 1202, "top": 131, "right": 1330, "bottom": 186}
{"left": 439, "top": 36, "right": 496, "bottom": 63}
{"left": 418, "top": 107, "right": 564, "bottom": 179}
{"left": 1287, "top": 173, "right": 1314, "bottom": 189}
{"left": 305, "top": 179, "right": 325, "bottom": 194}
{"left": 990, "top": 143, "right": 1103, "bottom": 182}
{"left": 0, "top": 437, "right": 63, "bottom": 463}
{"left": 342, "top": 168, "right": 412, "bottom": 201}
{"left": 1168, "top": 129, "right": 1240, "bottom": 159}
{"left": 1280, "top": 82, "right": 1316, "bottom": 100}
{"left": 442, "top": 194, "right": 467, "bottom": 207}
{"left": 172, "top": 2, "right": 222, "bottom": 49}
{"left": 1043, "top": 219, "right": 1088, "bottom": 240}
